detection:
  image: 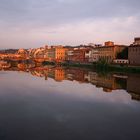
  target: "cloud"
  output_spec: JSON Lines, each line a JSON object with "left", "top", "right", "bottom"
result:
{"left": 0, "top": 0, "right": 140, "bottom": 26}
{"left": 0, "top": 0, "right": 140, "bottom": 48}
{"left": 0, "top": 16, "right": 140, "bottom": 49}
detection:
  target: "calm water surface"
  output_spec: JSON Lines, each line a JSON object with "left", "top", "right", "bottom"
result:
{"left": 0, "top": 66, "right": 140, "bottom": 140}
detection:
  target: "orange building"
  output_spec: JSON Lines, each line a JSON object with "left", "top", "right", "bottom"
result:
{"left": 105, "top": 41, "right": 114, "bottom": 46}
{"left": 55, "top": 46, "right": 67, "bottom": 62}
{"left": 17, "top": 49, "right": 28, "bottom": 59}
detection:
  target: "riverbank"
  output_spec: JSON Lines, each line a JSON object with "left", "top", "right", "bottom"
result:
{"left": 43, "top": 61, "right": 140, "bottom": 73}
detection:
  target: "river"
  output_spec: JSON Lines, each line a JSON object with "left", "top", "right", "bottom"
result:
{"left": 0, "top": 65, "right": 140, "bottom": 140}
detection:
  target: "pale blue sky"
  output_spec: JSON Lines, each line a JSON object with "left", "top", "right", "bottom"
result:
{"left": 0, "top": 0, "right": 140, "bottom": 49}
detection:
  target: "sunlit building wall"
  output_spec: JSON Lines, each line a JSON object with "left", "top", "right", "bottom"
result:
{"left": 97, "top": 44, "right": 126, "bottom": 63}
{"left": 55, "top": 46, "right": 67, "bottom": 62}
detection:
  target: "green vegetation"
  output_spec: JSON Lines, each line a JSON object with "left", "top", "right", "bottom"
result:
{"left": 42, "top": 61, "right": 55, "bottom": 65}
{"left": 117, "top": 48, "right": 128, "bottom": 59}
{"left": 107, "top": 65, "right": 140, "bottom": 73}
{"left": 62, "top": 62, "right": 94, "bottom": 68}
{"left": 96, "top": 58, "right": 109, "bottom": 71}
{"left": 95, "top": 58, "right": 140, "bottom": 73}
{"left": 43, "top": 60, "right": 140, "bottom": 73}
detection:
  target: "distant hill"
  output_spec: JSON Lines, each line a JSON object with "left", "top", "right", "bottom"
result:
{"left": 0, "top": 49, "right": 18, "bottom": 54}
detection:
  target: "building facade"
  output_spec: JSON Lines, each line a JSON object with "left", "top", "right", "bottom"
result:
{"left": 104, "top": 41, "right": 114, "bottom": 46}
{"left": 133, "top": 37, "right": 140, "bottom": 45}
{"left": 45, "top": 46, "right": 55, "bottom": 61}
{"left": 89, "top": 42, "right": 127, "bottom": 63}
{"left": 128, "top": 38, "right": 140, "bottom": 66}
{"left": 17, "top": 49, "right": 28, "bottom": 58}
{"left": 128, "top": 45, "right": 140, "bottom": 65}
{"left": 55, "top": 46, "right": 67, "bottom": 62}
{"left": 97, "top": 45, "right": 126, "bottom": 63}
{"left": 66, "top": 48, "right": 91, "bottom": 63}
{"left": 90, "top": 47, "right": 99, "bottom": 62}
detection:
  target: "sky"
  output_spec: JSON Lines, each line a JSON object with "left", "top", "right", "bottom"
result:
{"left": 0, "top": 0, "right": 140, "bottom": 49}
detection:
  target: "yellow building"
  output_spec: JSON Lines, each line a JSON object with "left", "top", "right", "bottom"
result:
{"left": 97, "top": 44, "right": 126, "bottom": 63}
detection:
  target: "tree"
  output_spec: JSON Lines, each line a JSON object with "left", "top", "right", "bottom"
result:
{"left": 117, "top": 48, "right": 128, "bottom": 59}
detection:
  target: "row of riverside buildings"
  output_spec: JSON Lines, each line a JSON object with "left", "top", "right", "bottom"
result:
{"left": 1, "top": 37, "right": 140, "bottom": 66}
{"left": 27, "top": 42, "right": 128, "bottom": 64}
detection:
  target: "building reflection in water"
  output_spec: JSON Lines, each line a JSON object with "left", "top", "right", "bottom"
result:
{"left": 0, "top": 60, "right": 140, "bottom": 101}
{"left": 127, "top": 74, "right": 140, "bottom": 101}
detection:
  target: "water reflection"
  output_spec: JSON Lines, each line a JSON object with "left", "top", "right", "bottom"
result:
{"left": 0, "top": 61, "right": 140, "bottom": 140}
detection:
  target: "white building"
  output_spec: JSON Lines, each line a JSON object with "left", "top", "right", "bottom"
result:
{"left": 89, "top": 48, "right": 99, "bottom": 62}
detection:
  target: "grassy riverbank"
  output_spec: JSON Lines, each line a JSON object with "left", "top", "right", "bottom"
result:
{"left": 97, "top": 65, "right": 140, "bottom": 73}
{"left": 43, "top": 61, "right": 140, "bottom": 73}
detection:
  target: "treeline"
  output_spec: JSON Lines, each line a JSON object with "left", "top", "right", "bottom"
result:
{"left": 0, "top": 49, "right": 18, "bottom": 54}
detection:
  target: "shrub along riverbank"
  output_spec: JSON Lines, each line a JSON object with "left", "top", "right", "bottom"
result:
{"left": 42, "top": 61, "right": 140, "bottom": 73}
